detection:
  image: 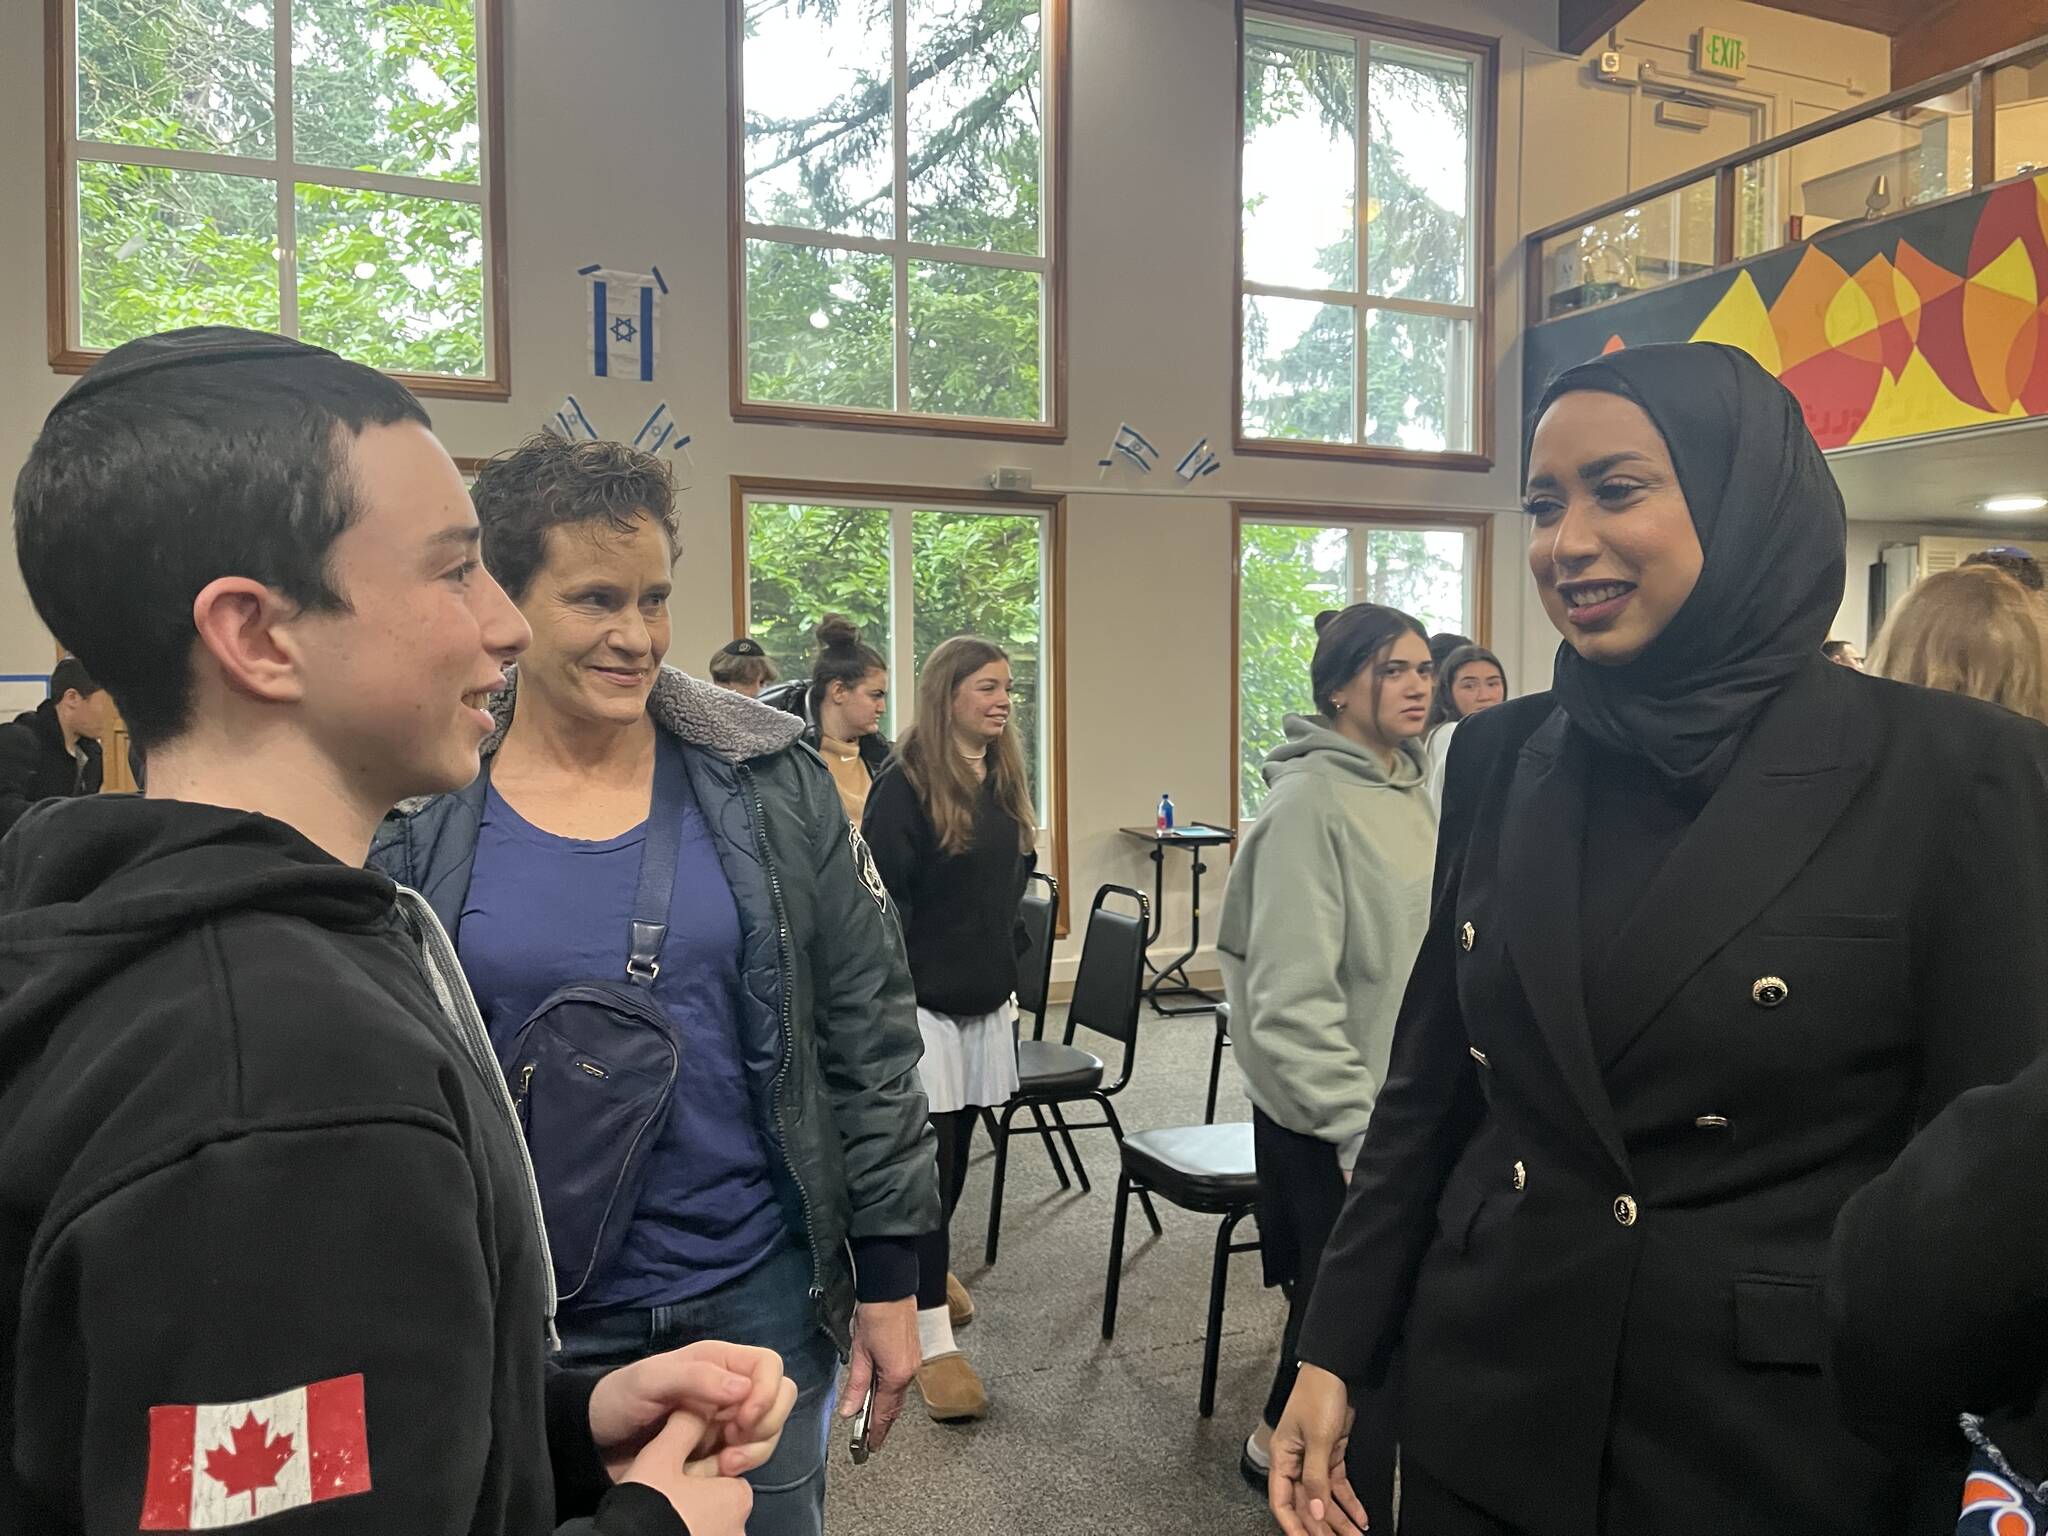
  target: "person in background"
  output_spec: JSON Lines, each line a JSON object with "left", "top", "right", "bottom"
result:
{"left": 707, "top": 637, "right": 778, "bottom": 698}
{"left": 1871, "top": 564, "right": 2048, "bottom": 724}
{"left": 862, "top": 635, "right": 1036, "bottom": 1426}
{"left": 0, "top": 655, "right": 107, "bottom": 836}
{"left": 1428, "top": 631, "right": 1473, "bottom": 672}
{"left": 1217, "top": 603, "right": 1437, "bottom": 1517}
{"left": 1829, "top": 1049, "right": 2048, "bottom": 1534}
{"left": 1961, "top": 545, "right": 2046, "bottom": 593}
{"left": 371, "top": 434, "right": 937, "bottom": 1536}
{"left": 1423, "top": 643, "right": 1509, "bottom": 806}
{"left": 1269, "top": 343, "right": 2048, "bottom": 1536}
{"left": 4, "top": 327, "right": 793, "bottom": 1536}
{"left": 1822, "top": 639, "right": 1865, "bottom": 670}
{"left": 760, "top": 615, "right": 890, "bottom": 830}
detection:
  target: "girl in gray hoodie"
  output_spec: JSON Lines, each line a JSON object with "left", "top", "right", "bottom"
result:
{"left": 1218, "top": 603, "right": 1438, "bottom": 1517}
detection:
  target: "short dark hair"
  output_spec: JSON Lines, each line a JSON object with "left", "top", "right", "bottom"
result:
{"left": 470, "top": 436, "right": 680, "bottom": 601}
{"left": 1428, "top": 631, "right": 1474, "bottom": 668}
{"left": 1961, "top": 547, "right": 2046, "bottom": 592}
{"left": 1312, "top": 603, "right": 1429, "bottom": 717}
{"left": 14, "top": 327, "right": 430, "bottom": 749}
{"left": 809, "top": 614, "right": 886, "bottom": 710}
{"left": 50, "top": 657, "right": 100, "bottom": 701}
{"left": 1821, "top": 640, "right": 1858, "bottom": 661}
{"left": 709, "top": 637, "right": 778, "bottom": 689}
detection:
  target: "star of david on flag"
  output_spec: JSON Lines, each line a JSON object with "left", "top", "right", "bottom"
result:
{"left": 581, "top": 264, "right": 666, "bottom": 381}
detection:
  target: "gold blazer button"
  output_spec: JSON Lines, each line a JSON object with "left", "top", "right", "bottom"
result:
{"left": 1460, "top": 921, "right": 1475, "bottom": 952}
{"left": 1512, "top": 1160, "right": 1526, "bottom": 1191}
{"left": 1613, "top": 1194, "right": 1638, "bottom": 1226}
{"left": 1752, "top": 976, "right": 1789, "bottom": 1009}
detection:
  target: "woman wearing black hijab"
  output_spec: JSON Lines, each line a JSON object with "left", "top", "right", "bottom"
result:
{"left": 1266, "top": 342, "right": 2048, "bottom": 1536}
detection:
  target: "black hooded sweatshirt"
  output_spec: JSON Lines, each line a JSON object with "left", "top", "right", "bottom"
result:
{"left": 0, "top": 795, "right": 682, "bottom": 1535}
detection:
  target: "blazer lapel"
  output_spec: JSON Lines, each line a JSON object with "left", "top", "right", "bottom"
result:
{"left": 1498, "top": 707, "right": 1632, "bottom": 1178}
{"left": 1591, "top": 659, "right": 1878, "bottom": 1066}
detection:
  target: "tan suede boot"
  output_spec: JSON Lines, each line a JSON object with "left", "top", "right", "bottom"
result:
{"left": 916, "top": 1351, "right": 989, "bottom": 1422}
{"left": 946, "top": 1271, "right": 974, "bottom": 1329}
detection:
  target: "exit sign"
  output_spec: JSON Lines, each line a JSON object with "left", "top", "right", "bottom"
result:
{"left": 1695, "top": 26, "right": 1748, "bottom": 79}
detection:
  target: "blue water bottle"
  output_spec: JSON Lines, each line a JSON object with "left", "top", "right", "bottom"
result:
{"left": 1157, "top": 792, "right": 1175, "bottom": 832}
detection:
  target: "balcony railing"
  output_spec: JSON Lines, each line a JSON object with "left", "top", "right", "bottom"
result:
{"left": 1527, "top": 34, "right": 2048, "bottom": 324}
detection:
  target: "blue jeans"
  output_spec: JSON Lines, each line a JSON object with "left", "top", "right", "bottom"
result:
{"left": 557, "top": 1243, "right": 840, "bottom": 1536}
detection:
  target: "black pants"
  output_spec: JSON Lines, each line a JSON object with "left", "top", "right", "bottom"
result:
{"left": 1399, "top": 1460, "right": 1530, "bottom": 1535}
{"left": 1252, "top": 1108, "right": 1399, "bottom": 1527}
{"left": 914, "top": 1109, "right": 976, "bottom": 1311}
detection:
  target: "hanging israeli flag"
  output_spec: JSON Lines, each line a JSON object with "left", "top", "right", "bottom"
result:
{"left": 580, "top": 263, "right": 666, "bottom": 381}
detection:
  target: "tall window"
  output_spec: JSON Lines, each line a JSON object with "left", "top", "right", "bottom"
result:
{"left": 51, "top": 0, "right": 503, "bottom": 393}
{"left": 740, "top": 488, "right": 1058, "bottom": 824}
{"left": 1238, "top": 7, "right": 1490, "bottom": 462}
{"left": 1236, "top": 511, "right": 1487, "bottom": 817}
{"left": 734, "top": 0, "right": 1063, "bottom": 435}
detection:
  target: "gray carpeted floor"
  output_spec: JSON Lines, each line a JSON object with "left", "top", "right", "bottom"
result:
{"left": 825, "top": 1002, "right": 1287, "bottom": 1535}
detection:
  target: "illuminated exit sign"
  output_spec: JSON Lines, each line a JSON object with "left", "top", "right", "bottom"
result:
{"left": 1695, "top": 26, "right": 1748, "bottom": 79}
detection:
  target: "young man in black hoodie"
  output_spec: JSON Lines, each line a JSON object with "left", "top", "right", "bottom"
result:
{"left": 1, "top": 328, "right": 795, "bottom": 1536}
{"left": 0, "top": 654, "right": 108, "bottom": 833}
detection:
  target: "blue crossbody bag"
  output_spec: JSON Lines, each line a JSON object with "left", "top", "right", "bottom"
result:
{"left": 495, "top": 749, "right": 685, "bottom": 1304}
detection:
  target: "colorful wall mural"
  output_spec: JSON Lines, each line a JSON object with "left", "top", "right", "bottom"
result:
{"left": 1525, "top": 172, "right": 2048, "bottom": 451}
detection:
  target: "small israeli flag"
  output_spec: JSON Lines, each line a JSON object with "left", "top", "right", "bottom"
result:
{"left": 580, "top": 264, "right": 666, "bottom": 381}
{"left": 630, "top": 401, "right": 677, "bottom": 455}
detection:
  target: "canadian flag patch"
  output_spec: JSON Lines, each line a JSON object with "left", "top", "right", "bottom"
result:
{"left": 140, "top": 1373, "right": 371, "bottom": 1529}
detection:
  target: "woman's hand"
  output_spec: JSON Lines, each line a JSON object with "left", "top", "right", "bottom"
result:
{"left": 1270, "top": 1363, "right": 1369, "bottom": 1536}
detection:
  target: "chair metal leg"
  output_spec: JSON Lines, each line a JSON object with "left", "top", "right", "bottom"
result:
{"left": 1099, "top": 1097, "right": 1161, "bottom": 1234}
{"left": 1102, "top": 1171, "right": 1133, "bottom": 1339}
{"left": 979, "top": 1106, "right": 1000, "bottom": 1146}
{"left": 1200, "top": 1208, "right": 1248, "bottom": 1418}
{"left": 1048, "top": 1099, "right": 1090, "bottom": 1192}
{"left": 1026, "top": 1102, "right": 1072, "bottom": 1188}
{"left": 1205, "top": 1014, "right": 1227, "bottom": 1124}
{"left": 984, "top": 1100, "right": 1019, "bottom": 1265}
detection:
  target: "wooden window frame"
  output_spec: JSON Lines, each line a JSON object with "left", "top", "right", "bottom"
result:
{"left": 726, "top": 0, "right": 1069, "bottom": 442}
{"left": 1234, "top": 1, "right": 1498, "bottom": 471}
{"left": 731, "top": 475, "right": 1069, "bottom": 930}
{"left": 44, "top": 0, "right": 512, "bottom": 401}
{"left": 1229, "top": 502, "right": 1495, "bottom": 828}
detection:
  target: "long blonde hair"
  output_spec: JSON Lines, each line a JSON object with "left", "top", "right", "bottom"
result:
{"left": 898, "top": 635, "right": 1035, "bottom": 856}
{"left": 1872, "top": 564, "right": 2048, "bottom": 725}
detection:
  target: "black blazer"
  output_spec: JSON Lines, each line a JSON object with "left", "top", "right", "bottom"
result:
{"left": 1296, "top": 657, "right": 2048, "bottom": 1536}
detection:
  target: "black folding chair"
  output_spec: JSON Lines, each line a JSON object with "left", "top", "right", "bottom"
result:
{"left": 981, "top": 872, "right": 1071, "bottom": 1185}
{"left": 1102, "top": 1122, "right": 1260, "bottom": 1416}
{"left": 985, "top": 884, "right": 1161, "bottom": 1264}
{"left": 1205, "top": 1000, "right": 1232, "bottom": 1124}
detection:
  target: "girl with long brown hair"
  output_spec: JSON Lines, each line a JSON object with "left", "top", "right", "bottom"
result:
{"left": 862, "top": 635, "right": 1036, "bottom": 1424}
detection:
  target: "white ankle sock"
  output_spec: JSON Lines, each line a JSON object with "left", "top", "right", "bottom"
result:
{"left": 917, "top": 1305, "right": 957, "bottom": 1361}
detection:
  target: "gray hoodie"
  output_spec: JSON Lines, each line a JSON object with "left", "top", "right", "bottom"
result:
{"left": 1217, "top": 713, "right": 1437, "bottom": 1162}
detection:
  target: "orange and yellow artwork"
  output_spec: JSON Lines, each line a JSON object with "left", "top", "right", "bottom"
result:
{"left": 1531, "top": 172, "right": 2048, "bottom": 451}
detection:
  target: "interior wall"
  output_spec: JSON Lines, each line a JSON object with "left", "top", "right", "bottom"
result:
{"left": 1838, "top": 521, "right": 2048, "bottom": 652}
{"left": 1518, "top": 0, "right": 1893, "bottom": 236}
{"left": 0, "top": 0, "right": 1911, "bottom": 975}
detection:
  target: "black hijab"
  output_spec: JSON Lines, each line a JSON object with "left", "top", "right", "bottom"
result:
{"left": 1530, "top": 342, "right": 1846, "bottom": 794}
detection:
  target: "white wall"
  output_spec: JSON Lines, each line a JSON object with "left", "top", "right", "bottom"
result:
{"left": 0, "top": 0, "right": 1904, "bottom": 973}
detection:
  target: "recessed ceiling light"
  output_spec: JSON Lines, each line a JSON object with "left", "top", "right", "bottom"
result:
{"left": 1985, "top": 495, "right": 2048, "bottom": 514}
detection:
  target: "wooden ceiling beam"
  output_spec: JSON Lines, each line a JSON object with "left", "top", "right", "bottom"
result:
{"left": 1559, "top": 0, "right": 1645, "bottom": 56}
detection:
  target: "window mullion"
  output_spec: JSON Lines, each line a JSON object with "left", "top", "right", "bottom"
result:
{"left": 1354, "top": 32, "right": 1370, "bottom": 447}
{"left": 275, "top": 0, "right": 299, "bottom": 337}
{"left": 892, "top": 0, "right": 912, "bottom": 413}
{"left": 888, "top": 504, "right": 917, "bottom": 730}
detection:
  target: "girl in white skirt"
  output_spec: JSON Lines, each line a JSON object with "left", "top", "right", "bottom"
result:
{"left": 862, "top": 635, "right": 1035, "bottom": 1424}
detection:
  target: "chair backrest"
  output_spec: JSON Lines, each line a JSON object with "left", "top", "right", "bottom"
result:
{"left": 1064, "top": 884, "right": 1150, "bottom": 1082}
{"left": 1016, "top": 871, "right": 1059, "bottom": 1039}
